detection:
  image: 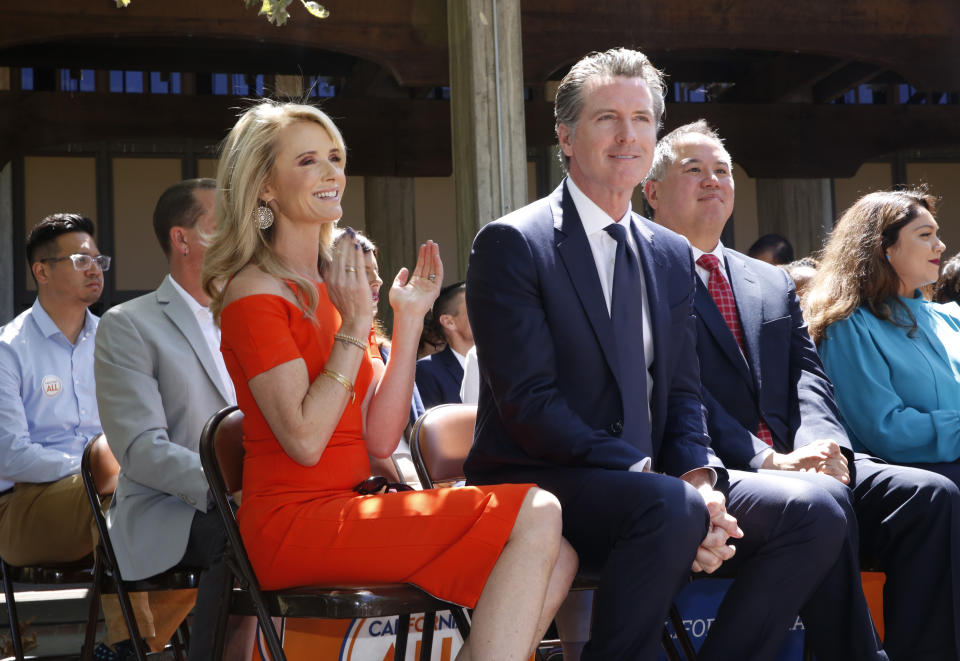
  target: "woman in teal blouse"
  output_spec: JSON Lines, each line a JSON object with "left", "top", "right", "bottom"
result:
{"left": 805, "top": 189, "right": 960, "bottom": 481}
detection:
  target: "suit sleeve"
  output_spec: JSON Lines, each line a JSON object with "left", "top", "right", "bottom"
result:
{"left": 700, "top": 384, "right": 768, "bottom": 470}
{"left": 467, "top": 221, "right": 648, "bottom": 470}
{"left": 414, "top": 359, "right": 444, "bottom": 410}
{"left": 0, "top": 346, "right": 80, "bottom": 484}
{"left": 657, "top": 248, "right": 725, "bottom": 478}
{"left": 780, "top": 274, "right": 851, "bottom": 455}
{"left": 94, "top": 307, "right": 209, "bottom": 512}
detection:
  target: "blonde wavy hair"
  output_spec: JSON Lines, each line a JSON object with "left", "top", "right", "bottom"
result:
{"left": 202, "top": 100, "right": 346, "bottom": 321}
{"left": 804, "top": 188, "right": 938, "bottom": 344}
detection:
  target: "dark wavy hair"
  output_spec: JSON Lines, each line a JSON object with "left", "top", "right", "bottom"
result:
{"left": 934, "top": 252, "right": 960, "bottom": 305}
{"left": 805, "top": 188, "right": 938, "bottom": 343}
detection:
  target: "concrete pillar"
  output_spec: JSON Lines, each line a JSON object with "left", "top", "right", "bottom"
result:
{"left": 363, "top": 176, "right": 417, "bottom": 335}
{"left": 756, "top": 178, "right": 833, "bottom": 259}
{"left": 448, "top": 0, "right": 527, "bottom": 278}
{"left": 0, "top": 162, "right": 12, "bottom": 322}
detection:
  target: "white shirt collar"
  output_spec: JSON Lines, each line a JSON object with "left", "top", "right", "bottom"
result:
{"left": 451, "top": 347, "right": 467, "bottom": 368}
{"left": 31, "top": 299, "right": 98, "bottom": 343}
{"left": 690, "top": 240, "right": 726, "bottom": 268}
{"left": 166, "top": 274, "right": 208, "bottom": 317}
{"left": 566, "top": 176, "right": 633, "bottom": 237}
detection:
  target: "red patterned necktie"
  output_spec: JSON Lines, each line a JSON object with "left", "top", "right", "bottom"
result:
{"left": 696, "top": 253, "right": 774, "bottom": 447}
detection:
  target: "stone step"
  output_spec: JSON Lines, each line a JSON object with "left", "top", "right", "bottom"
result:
{"left": 0, "top": 587, "right": 106, "bottom": 659}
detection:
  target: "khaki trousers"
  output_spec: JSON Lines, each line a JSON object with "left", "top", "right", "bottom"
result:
{"left": 0, "top": 476, "right": 196, "bottom": 649}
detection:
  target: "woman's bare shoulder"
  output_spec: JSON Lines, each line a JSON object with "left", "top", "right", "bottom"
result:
{"left": 222, "top": 264, "right": 294, "bottom": 307}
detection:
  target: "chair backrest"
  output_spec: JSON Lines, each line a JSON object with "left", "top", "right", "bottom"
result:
{"left": 80, "top": 435, "right": 123, "bottom": 579}
{"left": 87, "top": 434, "right": 120, "bottom": 496}
{"left": 409, "top": 404, "right": 478, "bottom": 489}
{"left": 197, "top": 406, "right": 267, "bottom": 599}
{"left": 211, "top": 407, "right": 245, "bottom": 503}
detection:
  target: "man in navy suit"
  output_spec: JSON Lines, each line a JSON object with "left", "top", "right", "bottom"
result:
{"left": 465, "top": 48, "right": 868, "bottom": 661}
{"left": 644, "top": 119, "right": 960, "bottom": 661}
{"left": 415, "top": 282, "right": 472, "bottom": 408}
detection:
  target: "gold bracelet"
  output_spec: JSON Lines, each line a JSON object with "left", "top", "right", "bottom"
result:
{"left": 321, "top": 368, "right": 356, "bottom": 403}
{"left": 334, "top": 332, "right": 367, "bottom": 351}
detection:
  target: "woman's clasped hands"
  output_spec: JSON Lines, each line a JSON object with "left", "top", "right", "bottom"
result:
{"left": 323, "top": 227, "right": 376, "bottom": 336}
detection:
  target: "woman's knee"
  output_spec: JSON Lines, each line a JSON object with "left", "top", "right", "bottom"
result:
{"left": 511, "top": 486, "right": 563, "bottom": 544}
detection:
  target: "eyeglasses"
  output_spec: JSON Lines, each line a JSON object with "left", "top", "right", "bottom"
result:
{"left": 41, "top": 254, "right": 112, "bottom": 272}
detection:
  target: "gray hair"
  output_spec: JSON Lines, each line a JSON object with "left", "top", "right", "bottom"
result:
{"left": 554, "top": 48, "right": 666, "bottom": 171}
{"left": 644, "top": 120, "right": 731, "bottom": 184}
{"left": 641, "top": 120, "right": 732, "bottom": 217}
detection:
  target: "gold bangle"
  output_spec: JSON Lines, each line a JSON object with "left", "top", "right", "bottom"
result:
{"left": 321, "top": 368, "right": 356, "bottom": 403}
{"left": 334, "top": 332, "right": 367, "bottom": 351}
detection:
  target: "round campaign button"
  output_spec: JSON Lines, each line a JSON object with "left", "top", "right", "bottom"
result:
{"left": 41, "top": 375, "right": 63, "bottom": 398}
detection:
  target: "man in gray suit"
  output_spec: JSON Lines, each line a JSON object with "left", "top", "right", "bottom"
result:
{"left": 95, "top": 179, "right": 250, "bottom": 660}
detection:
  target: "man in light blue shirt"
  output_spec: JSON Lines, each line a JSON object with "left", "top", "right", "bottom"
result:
{"left": 0, "top": 214, "right": 185, "bottom": 661}
{"left": 0, "top": 213, "right": 107, "bottom": 562}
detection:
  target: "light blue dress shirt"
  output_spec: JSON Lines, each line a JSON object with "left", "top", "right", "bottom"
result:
{"left": 818, "top": 292, "right": 960, "bottom": 463}
{"left": 0, "top": 299, "right": 102, "bottom": 490}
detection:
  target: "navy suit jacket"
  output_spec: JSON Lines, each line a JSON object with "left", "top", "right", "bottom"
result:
{"left": 696, "top": 248, "right": 850, "bottom": 469}
{"left": 415, "top": 346, "right": 464, "bottom": 409}
{"left": 464, "top": 182, "right": 721, "bottom": 484}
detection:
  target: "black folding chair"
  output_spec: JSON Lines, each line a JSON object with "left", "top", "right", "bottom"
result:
{"left": 1, "top": 553, "right": 101, "bottom": 661}
{"left": 80, "top": 436, "right": 197, "bottom": 661}
{"left": 198, "top": 405, "right": 470, "bottom": 661}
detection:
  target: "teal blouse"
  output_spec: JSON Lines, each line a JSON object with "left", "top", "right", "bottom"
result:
{"left": 818, "top": 293, "right": 960, "bottom": 463}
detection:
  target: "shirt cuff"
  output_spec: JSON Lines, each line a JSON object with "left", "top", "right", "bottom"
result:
{"left": 750, "top": 448, "right": 775, "bottom": 470}
{"left": 628, "top": 457, "right": 652, "bottom": 473}
{"left": 678, "top": 466, "right": 718, "bottom": 487}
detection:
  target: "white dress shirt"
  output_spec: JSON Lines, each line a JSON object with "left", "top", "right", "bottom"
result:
{"left": 566, "top": 177, "right": 653, "bottom": 472}
{"left": 167, "top": 275, "right": 237, "bottom": 405}
{"left": 460, "top": 345, "right": 480, "bottom": 404}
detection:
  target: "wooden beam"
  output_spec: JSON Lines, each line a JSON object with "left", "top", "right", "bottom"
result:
{"left": 812, "top": 62, "right": 885, "bottom": 103}
{"left": 3, "top": 91, "right": 960, "bottom": 179}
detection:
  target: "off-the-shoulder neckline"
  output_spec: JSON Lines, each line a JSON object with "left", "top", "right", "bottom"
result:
{"left": 222, "top": 281, "right": 326, "bottom": 313}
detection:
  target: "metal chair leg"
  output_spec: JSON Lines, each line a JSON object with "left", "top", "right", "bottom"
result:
{"left": 662, "top": 625, "right": 685, "bottom": 661}
{"left": 419, "top": 611, "right": 435, "bottom": 661}
{"left": 81, "top": 555, "right": 104, "bottom": 661}
{"left": 395, "top": 613, "right": 410, "bottom": 661}
{"left": 451, "top": 607, "right": 470, "bottom": 640}
{"left": 1, "top": 560, "right": 24, "bottom": 661}
{"left": 670, "top": 603, "right": 697, "bottom": 660}
{"left": 256, "top": 608, "right": 286, "bottom": 661}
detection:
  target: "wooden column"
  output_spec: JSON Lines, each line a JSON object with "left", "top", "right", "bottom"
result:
{"left": 363, "top": 176, "right": 417, "bottom": 335}
{"left": 756, "top": 178, "right": 834, "bottom": 259}
{"left": 448, "top": 0, "right": 527, "bottom": 278}
{"left": 0, "top": 162, "right": 13, "bottom": 322}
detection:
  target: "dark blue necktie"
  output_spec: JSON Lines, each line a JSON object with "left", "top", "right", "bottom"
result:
{"left": 604, "top": 222, "right": 652, "bottom": 456}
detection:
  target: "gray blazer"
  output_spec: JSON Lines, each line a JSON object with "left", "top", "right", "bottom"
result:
{"left": 94, "top": 275, "right": 232, "bottom": 580}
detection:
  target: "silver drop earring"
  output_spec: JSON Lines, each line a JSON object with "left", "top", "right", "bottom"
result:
{"left": 255, "top": 204, "right": 274, "bottom": 230}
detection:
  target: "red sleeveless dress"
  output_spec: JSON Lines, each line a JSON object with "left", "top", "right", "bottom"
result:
{"left": 219, "top": 283, "right": 532, "bottom": 606}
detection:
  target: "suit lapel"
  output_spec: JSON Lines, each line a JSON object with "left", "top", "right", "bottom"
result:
{"left": 693, "top": 280, "right": 753, "bottom": 387}
{"left": 724, "top": 249, "right": 764, "bottom": 388}
{"left": 552, "top": 184, "right": 622, "bottom": 387}
{"left": 157, "top": 277, "right": 232, "bottom": 402}
{"left": 438, "top": 346, "right": 464, "bottom": 383}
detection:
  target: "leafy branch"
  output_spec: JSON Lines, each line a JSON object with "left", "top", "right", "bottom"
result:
{"left": 114, "top": 0, "right": 329, "bottom": 26}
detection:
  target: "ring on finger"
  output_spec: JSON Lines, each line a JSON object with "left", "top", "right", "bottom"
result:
{"left": 345, "top": 266, "right": 358, "bottom": 273}
{"left": 428, "top": 274, "right": 436, "bottom": 281}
